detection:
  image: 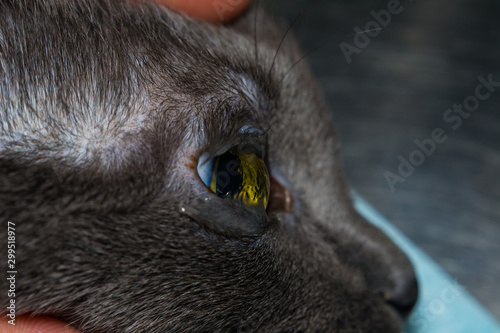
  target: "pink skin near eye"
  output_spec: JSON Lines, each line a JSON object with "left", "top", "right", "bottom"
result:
{"left": 0, "top": 0, "right": 252, "bottom": 332}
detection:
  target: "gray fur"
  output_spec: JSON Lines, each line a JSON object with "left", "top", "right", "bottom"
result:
{"left": 0, "top": 0, "right": 417, "bottom": 331}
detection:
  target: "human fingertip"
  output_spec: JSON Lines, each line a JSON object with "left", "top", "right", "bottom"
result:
{"left": 151, "top": 0, "right": 252, "bottom": 24}
{"left": 0, "top": 315, "right": 80, "bottom": 333}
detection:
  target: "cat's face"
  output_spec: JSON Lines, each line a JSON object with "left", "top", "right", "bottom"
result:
{"left": 0, "top": 0, "right": 417, "bottom": 331}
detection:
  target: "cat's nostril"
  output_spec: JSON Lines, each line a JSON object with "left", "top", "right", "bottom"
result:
{"left": 385, "top": 275, "right": 419, "bottom": 318}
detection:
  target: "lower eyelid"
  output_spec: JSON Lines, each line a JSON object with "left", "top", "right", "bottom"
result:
{"left": 180, "top": 196, "right": 270, "bottom": 236}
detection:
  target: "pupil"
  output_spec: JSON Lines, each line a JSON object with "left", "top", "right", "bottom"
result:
{"left": 214, "top": 151, "right": 242, "bottom": 197}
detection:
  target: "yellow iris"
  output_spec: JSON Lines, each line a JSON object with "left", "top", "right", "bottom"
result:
{"left": 235, "top": 153, "right": 270, "bottom": 210}
{"left": 208, "top": 151, "right": 269, "bottom": 213}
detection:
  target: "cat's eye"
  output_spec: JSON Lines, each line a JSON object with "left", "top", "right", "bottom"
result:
{"left": 197, "top": 149, "right": 270, "bottom": 215}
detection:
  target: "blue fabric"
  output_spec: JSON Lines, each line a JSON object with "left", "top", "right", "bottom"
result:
{"left": 353, "top": 194, "right": 500, "bottom": 333}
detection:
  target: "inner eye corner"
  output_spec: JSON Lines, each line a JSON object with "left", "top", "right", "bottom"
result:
{"left": 267, "top": 174, "right": 295, "bottom": 215}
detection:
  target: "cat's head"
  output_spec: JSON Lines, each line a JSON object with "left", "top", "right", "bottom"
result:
{"left": 0, "top": 0, "right": 417, "bottom": 331}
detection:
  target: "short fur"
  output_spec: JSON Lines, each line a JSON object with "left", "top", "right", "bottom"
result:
{"left": 0, "top": 0, "right": 417, "bottom": 331}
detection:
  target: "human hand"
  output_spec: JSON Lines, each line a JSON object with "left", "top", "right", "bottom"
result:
{"left": 0, "top": 315, "right": 80, "bottom": 333}
{"left": 152, "top": 0, "right": 252, "bottom": 23}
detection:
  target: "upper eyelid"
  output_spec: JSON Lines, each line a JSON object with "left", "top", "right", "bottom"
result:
{"left": 198, "top": 97, "right": 267, "bottom": 155}
{"left": 202, "top": 124, "right": 267, "bottom": 160}
{"left": 236, "top": 127, "right": 267, "bottom": 157}
{"left": 239, "top": 124, "right": 265, "bottom": 136}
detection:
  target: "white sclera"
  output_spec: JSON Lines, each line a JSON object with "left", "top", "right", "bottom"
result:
{"left": 196, "top": 152, "right": 214, "bottom": 188}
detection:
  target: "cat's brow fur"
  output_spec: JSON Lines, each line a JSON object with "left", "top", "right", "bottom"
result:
{"left": 0, "top": 0, "right": 416, "bottom": 332}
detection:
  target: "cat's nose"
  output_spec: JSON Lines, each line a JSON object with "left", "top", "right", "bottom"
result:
{"left": 384, "top": 273, "right": 419, "bottom": 318}
{"left": 333, "top": 211, "right": 419, "bottom": 318}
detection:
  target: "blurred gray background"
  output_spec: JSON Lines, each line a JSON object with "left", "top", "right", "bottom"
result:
{"left": 267, "top": 0, "right": 500, "bottom": 320}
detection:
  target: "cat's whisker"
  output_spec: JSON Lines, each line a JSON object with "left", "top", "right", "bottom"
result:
{"left": 267, "top": 1, "right": 315, "bottom": 80}
{"left": 253, "top": 0, "right": 260, "bottom": 66}
{"left": 278, "top": 46, "right": 319, "bottom": 87}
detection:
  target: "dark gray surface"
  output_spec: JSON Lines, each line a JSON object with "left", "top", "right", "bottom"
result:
{"left": 267, "top": 0, "right": 500, "bottom": 319}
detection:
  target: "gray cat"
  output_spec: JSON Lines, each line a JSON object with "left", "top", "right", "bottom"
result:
{"left": 0, "top": 0, "right": 418, "bottom": 331}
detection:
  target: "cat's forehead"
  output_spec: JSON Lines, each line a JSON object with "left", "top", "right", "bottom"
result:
{"left": 0, "top": 1, "right": 282, "bottom": 171}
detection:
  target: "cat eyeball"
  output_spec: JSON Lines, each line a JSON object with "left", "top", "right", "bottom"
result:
{"left": 197, "top": 148, "right": 270, "bottom": 216}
